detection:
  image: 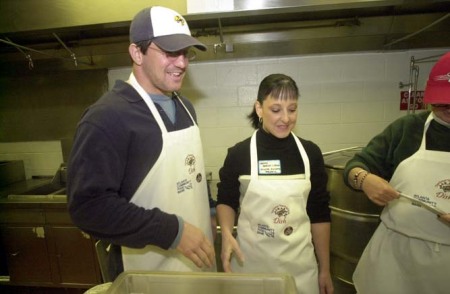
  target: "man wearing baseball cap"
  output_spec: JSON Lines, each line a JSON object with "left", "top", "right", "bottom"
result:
{"left": 344, "top": 51, "right": 450, "bottom": 293}
{"left": 67, "top": 6, "right": 215, "bottom": 280}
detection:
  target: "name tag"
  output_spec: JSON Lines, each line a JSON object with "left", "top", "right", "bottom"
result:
{"left": 258, "top": 160, "right": 281, "bottom": 174}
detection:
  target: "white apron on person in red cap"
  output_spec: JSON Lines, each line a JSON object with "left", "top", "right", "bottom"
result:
{"left": 353, "top": 113, "right": 450, "bottom": 294}
{"left": 121, "top": 73, "right": 214, "bottom": 272}
{"left": 231, "top": 131, "right": 319, "bottom": 294}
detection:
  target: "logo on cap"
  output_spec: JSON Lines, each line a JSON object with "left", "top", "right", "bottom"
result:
{"left": 433, "top": 73, "right": 450, "bottom": 83}
{"left": 174, "top": 15, "right": 185, "bottom": 26}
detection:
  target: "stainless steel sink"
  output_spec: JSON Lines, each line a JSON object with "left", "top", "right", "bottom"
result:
{"left": 1, "top": 164, "right": 68, "bottom": 203}
{"left": 6, "top": 182, "right": 67, "bottom": 201}
{"left": 7, "top": 194, "right": 67, "bottom": 201}
{"left": 18, "top": 183, "right": 66, "bottom": 195}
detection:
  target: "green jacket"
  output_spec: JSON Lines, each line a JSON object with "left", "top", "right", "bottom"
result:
{"left": 344, "top": 111, "right": 450, "bottom": 187}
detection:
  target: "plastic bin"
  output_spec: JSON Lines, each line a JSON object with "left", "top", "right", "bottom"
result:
{"left": 88, "top": 270, "right": 297, "bottom": 294}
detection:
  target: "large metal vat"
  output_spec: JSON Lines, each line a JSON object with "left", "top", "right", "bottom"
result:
{"left": 323, "top": 149, "right": 383, "bottom": 294}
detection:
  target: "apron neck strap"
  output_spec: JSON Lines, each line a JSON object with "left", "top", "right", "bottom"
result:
{"left": 127, "top": 73, "right": 168, "bottom": 133}
{"left": 126, "top": 73, "right": 198, "bottom": 132}
{"left": 250, "top": 130, "right": 311, "bottom": 180}
{"left": 419, "top": 113, "right": 434, "bottom": 150}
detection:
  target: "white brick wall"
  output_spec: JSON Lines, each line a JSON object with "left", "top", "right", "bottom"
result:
{"left": 188, "top": 49, "right": 447, "bottom": 197}
{"left": 1, "top": 49, "right": 448, "bottom": 195}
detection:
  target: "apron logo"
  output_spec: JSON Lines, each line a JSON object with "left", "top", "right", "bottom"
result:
{"left": 257, "top": 224, "right": 275, "bottom": 238}
{"left": 435, "top": 179, "right": 450, "bottom": 199}
{"left": 185, "top": 154, "right": 196, "bottom": 174}
{"left": 284, "top": 226, "right": 293, "bottom": 236}
{"left": 411, "top": 193, "right": 440, "bottom": 209}
{"left": 177, "top": 179, "right": 193, "bottom": 194}
{"left": 272, "top": 205, "right": 290, "bottom": 224}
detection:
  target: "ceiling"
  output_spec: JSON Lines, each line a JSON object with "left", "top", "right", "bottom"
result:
{"left": 0, "top": 0, "right": 449, "bottom": 75}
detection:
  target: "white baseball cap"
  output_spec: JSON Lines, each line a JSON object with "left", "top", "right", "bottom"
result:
{"left": 129, "top": 6, "right": 207, "bottom": 52}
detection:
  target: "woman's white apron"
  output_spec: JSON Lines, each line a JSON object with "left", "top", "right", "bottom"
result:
{"left": 121, "top": 74, "right": 213, "bottom": 272}
{"left": 353, "top": 113, "right": 450, "bottom": 294}
{"left": 232, "top": 131, "right": 319, "bottom": 294}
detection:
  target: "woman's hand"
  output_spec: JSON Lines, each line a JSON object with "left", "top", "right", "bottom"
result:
{"left": 439, "top": 213, "right": 450, "bottom": 223}
{"left": 361, "top": 173, "right": 399, "bottom": 206}
{"left": 318, "top": 270, "right": 334, "bottom": 294}
{"left": 220, "top": 230, "right": 244, "bottom": 272}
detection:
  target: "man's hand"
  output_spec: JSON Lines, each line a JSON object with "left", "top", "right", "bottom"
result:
{"left": 176, "top": 222, "right": 215, "bottom": 268}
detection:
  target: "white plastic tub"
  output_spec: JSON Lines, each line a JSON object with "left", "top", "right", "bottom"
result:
{"left": 87, "top": 270, "right": 297, "bottom": 294}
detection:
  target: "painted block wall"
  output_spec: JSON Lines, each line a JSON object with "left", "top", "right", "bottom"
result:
{"left": 108, "top": 49, "right": 448, "bottom": 197}
{"left": 0, "top": 141, "right": 63, "bottom": 180}
{"left": 1, "top": 48, "right": 448, "bottom": 197}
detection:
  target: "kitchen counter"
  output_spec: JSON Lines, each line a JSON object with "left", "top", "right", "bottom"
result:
{"left": 3, "top": 195, "right": 67, "bottom": 203}
{"left": 0, "top": 175, "right": 68, "bottom": 206}
{"left": 0, "top": 177, "right": 53, "bottom": 199}
{"left": 0, "top": 196, "right": 68, "bottom": 209}
{"left": 0, "top": 179, "right": 102, "bottom": 288}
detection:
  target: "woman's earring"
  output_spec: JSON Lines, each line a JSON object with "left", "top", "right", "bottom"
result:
{"left": 259, "top": 117, "right": 263, "bottom": 124}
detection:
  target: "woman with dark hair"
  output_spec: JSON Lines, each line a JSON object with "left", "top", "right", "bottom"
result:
{"left": 216, "top": 74, "right": 334, "bottom": 294}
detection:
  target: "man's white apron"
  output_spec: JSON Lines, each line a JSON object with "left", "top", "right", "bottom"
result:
{"left": 121, "top": 74, "right": 213, "bottom": 272}
{"left": 232, "top": 131, "right": 319, "bottom": 294}
{"left": 353, "top": 113, "right": 450, "bottom": 294}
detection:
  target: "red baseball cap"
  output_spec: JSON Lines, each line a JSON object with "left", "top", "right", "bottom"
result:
{"left": 424, "top": 52, "right": 450, "bottom": 104}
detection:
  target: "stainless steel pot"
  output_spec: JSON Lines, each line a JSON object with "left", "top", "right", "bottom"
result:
{"left": 324, "top": 148, "right": 382, "bottom": 294}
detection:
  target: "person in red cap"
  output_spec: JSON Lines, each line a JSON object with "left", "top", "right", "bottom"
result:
{"left": 67, "top": 6, "right": 216, "bottom": 280}
{"left": 343, "top": 51, "right": 450, "bottom": 294}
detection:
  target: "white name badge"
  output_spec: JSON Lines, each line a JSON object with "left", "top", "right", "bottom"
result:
{"left": 258, "top": 160, "right": 281, "bottom": 174}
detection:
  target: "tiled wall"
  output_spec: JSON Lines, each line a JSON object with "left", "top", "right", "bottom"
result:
{"left": 1, "top": 49, "right": 448, "bottom": 195}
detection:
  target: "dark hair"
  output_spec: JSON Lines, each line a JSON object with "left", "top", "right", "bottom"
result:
{"left": 135, "top": 40, "right": 153, "bottom": 55}
{"left": 247, "top": 74, "right": 300, "bottom": 129}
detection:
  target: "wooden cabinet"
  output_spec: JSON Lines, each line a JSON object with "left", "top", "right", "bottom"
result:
{"left": 0, "top": 200, "right": 102, "bottom": 288}
{"left": 2, "top": 226, "right": 53, "bottom": 285}
{"left": 50, "top": 227, "right": 99, "bottom": 285}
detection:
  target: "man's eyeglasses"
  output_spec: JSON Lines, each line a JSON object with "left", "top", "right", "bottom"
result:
{"left": 431, "top": 104, "right": 450, "bottom": 108}
{"left": 148, "top": 46, "right": 196, "bottom": 61}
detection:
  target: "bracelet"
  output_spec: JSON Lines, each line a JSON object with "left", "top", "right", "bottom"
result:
{"left": 353, "top": 170, "right": 366, "bottom": 189}
{"left": 358, "top": 171, "right": 370, "bottom": 190}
